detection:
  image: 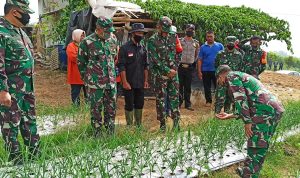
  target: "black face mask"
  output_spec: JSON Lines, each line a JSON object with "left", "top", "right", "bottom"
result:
{"left": 133, "top": 35, "right": 143, "bottom": 43}
{"left": 186, "top": 31, "right": 194, "bottom": 37}
{"left": 15, "top": 10, "right": 30, "bottom": 26}
{"left": 227, "top": 44, "right": 235, "bottom": 50}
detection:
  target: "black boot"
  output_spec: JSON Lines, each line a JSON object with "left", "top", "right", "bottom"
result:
{"left": 105, "top": 123, "right": 115, "bottom": 136}
{"left": 160, "top": 118, "right": 166, "bottom": 132}
{"left": 94, "top": 127, "right": 103, "bottom": 138}
{"left": 29, "top": 145, "right": 41, "bottom": 161}
{"left": 9, "top": 151, "right": 23, "bottom": 166}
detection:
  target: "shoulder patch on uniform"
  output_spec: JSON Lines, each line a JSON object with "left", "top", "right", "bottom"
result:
{"left": 193, "top": 39, "right": 199, "bottom": 43}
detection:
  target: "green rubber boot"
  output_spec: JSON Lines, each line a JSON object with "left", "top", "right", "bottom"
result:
{"left": 125, "top": 110, "right": 134, "bottom": 126}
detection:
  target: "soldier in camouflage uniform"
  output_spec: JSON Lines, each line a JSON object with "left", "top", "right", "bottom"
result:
{"left": 238, "top": 36, "right": 267, "bottom": 79}
{"left": 0, "top": 0, "right": 40, "bottom": 165}
{"left": 215, "top": 36, "right": 243, "bottom": 114}
{"left": 78, "top": 17, "right": 119, "bottom": 136}
{"left": 215, "top": 65, "right": 285, "bottom": 178}
{"left": 147, "top": 16, "right": 180, "bottom": 131}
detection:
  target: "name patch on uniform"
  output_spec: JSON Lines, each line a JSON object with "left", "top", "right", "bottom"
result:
{"left": 128, "top": 52, "right": 134, "bottom": 57}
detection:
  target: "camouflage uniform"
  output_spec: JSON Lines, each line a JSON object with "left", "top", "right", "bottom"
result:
{"left": 78, "top": 17, "right": 118, "bottom": 134}
{"left": 240, "top": 44, "right": 267, "bottom": 79}
{"left": 218, "top": 68, "right": 285, "bottom": 178}
{"left": 0, "top": 0, "right": 39, "bottom": 164}
{"left": 147, "top": 17, "right": 180, "bottom": 130}
{"left": 215, "top": 36, "right": 243, "bottom": 113}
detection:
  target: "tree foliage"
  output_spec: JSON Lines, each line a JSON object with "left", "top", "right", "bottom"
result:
{"left": 44, "top": 0, "right": 292, "bottom": 52}
{"left": 39, "top": 0, "right": 88, "bottom": 44}
{"left": 127, "top": 0, "right": 293, "bottom": 52}
{"left": 268, "top": 52, "right": 300, "bottom": 71}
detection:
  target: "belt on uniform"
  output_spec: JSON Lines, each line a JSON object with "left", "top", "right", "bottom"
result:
{"left": 179, "top": 63, "right": 192, "bottom": 68}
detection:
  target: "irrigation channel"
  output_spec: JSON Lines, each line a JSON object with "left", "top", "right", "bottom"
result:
{"left": 0, "top": 121, "right": 299, "bottom": 178}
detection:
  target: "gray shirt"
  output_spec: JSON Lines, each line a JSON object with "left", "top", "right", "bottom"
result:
{"left": 180, "top": 38, "right": 199, "bottom": 64}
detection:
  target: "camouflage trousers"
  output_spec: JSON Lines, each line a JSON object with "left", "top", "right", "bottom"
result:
{"left": 0, "top": 92, "right": 40, "bottom": 155}
{"left": 215, "top": 85, "right": 232, "bottom": 113}
{"left": 241, "top": 113, "right": 282, "bottom": 178}
{"left": 153, "top": 76, "right": 180, "bottom": 122}
{"left": 88, "top": 87, "right": 117, "bottom": 132}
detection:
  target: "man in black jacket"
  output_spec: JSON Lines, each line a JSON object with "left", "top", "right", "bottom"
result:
{"left": 118, "top": 23, "right": 149, "bottom": 127}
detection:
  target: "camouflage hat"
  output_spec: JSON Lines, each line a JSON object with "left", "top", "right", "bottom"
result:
{"left": 6, "top": 0, "right": 34, "bottom": 14}
{"left": 225, "top": 36, "right": 237, "bottom": 43}
{"left": 158, "top": 16, "right": 172, "bottom": 32}
{"left": 169, "top": 25, "right": 177, "bottom": 34}
{"left": 96, "top": 16, "right": 115, "bottom": 32}
{"left": 216, "top": 65, "right": 231, "bottom": 77}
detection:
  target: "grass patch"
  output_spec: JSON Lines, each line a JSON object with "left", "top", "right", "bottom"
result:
{"left": 0, "top": 101, "right": 299, "bottom": 176}
{"left": 36, "top": 103, "right": 90, "bottom": 117}
{"left": 211, "top": 134, "right": 300, "bottom": 178}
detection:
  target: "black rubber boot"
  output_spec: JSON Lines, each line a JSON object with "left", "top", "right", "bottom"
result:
{"left": 94, "top": 127, "right": 103, "bottom": 138}
{"left": 9, "top": 151, "right": 23, "bottom": 166}
{"left": 105, "top": 123, "right": 115, "bottom": 136}
{"left": 29, "top": 145, "right": 41, "bottom": 161}
{"left": 160, "top": 118, "right": 166, "bottom": 132}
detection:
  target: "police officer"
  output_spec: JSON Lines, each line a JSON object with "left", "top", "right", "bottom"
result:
{"left": 0, "top": 0, "right": 40, "bottom": 165}
{"left": 118, "top": 23, "right": 149, "bottom": 127}
{"left": 178, "top": 24, "right": 199, "bottom": 111}
{"left": 147, "top": 16, "right": 180, "bottom": 131}
{"left": 78, "top": 16, "right": 119, "bottom": 136}
{"left": 215, "top": 65, "right": 284, "bottom": 178}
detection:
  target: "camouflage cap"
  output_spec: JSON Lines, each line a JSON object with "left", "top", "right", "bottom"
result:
{"left": 158, "top": 16, "right": 172, "bottom": 32}
{"left": 225, "top": 36, "right": 237, "bottom": 43}
{"left": 6, "top": 0, "right": 34, "bottom": 14}
{"left": 216, "top": 65, "right": 231, "bottom": 77}
{"left": 169, "top": 25, "right": 177, "bottom": 34}
{"left": 96, "top": 16, "right": 115, "bottom": 32}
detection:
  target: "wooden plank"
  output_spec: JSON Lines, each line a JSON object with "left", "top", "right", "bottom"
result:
{"left": 113, "top": 22, "right": 126, "bottom": 24}
{"left": 112, "top": 17, "right": 155, "bottom": 23}
{"left": 114, "top": 27, "right": 155, "bottom": 32}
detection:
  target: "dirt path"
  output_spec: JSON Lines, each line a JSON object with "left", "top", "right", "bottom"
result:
{"left": 34, "top": 67, "right": 300, "bottom": 130}
{"left": 260, "top": 71, "right": 300, "bottom": 102}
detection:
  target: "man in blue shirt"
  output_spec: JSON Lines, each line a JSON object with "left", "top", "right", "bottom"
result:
{"left": 197, "top": 31, "right": 224, "bottom": 107}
